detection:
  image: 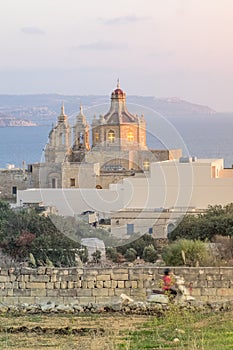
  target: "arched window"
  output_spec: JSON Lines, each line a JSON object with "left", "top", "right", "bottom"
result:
{"left": 108, "top": 130, "right": 115, "bottom": 143}
{"left": 143, "top": 160, "right": 150, "bottom": 171}
{"left": 95, "top": 132, "right": 99, "bottom": 142}
{"left": 127, "top": 130, "right": 134, "bottom": 143}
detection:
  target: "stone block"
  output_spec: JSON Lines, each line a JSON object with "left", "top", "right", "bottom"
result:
{"left": 131, "top": 281, "right": 138, "bottom": 289}
{"left": 87, "top": 281, "right": 95, "bottom": 289}
{"left": 46, "top": 282, "right": 54, "bottom": 289}
{"left": 110, "top": 280, "right": 117, "bottom": 288}
{"left": 20, "top": 267, "right": 36, "bottom": 275}
{"left": 2, "top": 296, "right": 18, "bottom": 305}
{"left": 54, "top": 282, "right": 61, "bottom": 289}
{"left": 68, "top": 281, "right": 75, "bottom": 289}
{"left": 97, "top": 269, "right": 112, "bottom": 275}
{"left": 191, "top": 288, "right": 201, "bottom": 296}
{"left": 0, "top": 269, "right": 9, "bottom": 276}
{"left": 219, "top": 268, "right": 233, "bottom": 276}
{"left": 108, "top": 289, "right": 115, "bottom": 296}
{"left": 13, "top": 289, "right": 31, "bottom": 297}
{"left": 130, "top": 267, "right": 144, "bottom": 275}
{"left": 59, "top": 289, "right": 77, "bottom": 297}
{"left": 60, "top": 275, "right": 74, "bottom": 282}
{"left": 77, "top": 297, "right": 95, "bottom": 305}
{"left": 112, "top": 268, "right": 129, "bottom": 274}
{"left": 26, "top": 282, "right": 46, "bottom": 289}
{"left": 92, "top": 289, "right": 108, "bottom": 297}
{"left": 114, "top": 288, "right": 130, "bottom": 296}
{"left": 103, "top": 281, "right": 111, "bottom": 288}
{"left": 7, "top": 289, "right": 13, "bottom": 297}
{"left": 117, "top": 281, "right": 124, "bottom": 289}
{"left": 45, "top": 268, "right": 53, "bottom": 275}
{"left": 81, "top": 281, "right": 88, "bottom": 288}
{"left": 95, "top": 297, "right": 111, "bottom": 305}
{"left": 19, "top": 282, "right": 26, "bottom": 289}
{"left": 5, "top": 282, "right": 13, "bottom": 289}
{"left": 0, "top": 276, "right": 9, "bottom": 282}
{"left": 18, "top": 297, "right": 35, "bottom": 304}
{"left": 30, "top": 275, "right": 50, "bottom": 282}
{"left": 74, "top": 281, "right": 82, "bottom": 288}
{"left": 12, "top": 282, "right": 18, "bottom": 289}
{"left": 84, "top": 269, "right": 99, "bottom": 276}
{"left": 60, "top": 282, "right": 68, "bottom": 289}
{"left": 124, "top": 281, "right": 131, "bottom": 288}
{"left": 96, "top": 281, "right": 103, "bottom": 288}
{"left": 213, "top": 280, "right": 230, "bottom": 288}
{"left": 130, "top": 288, "right": 147, "bottom": 298}
{"left": 35, "top": 297, "right": 61, "bottom": 305}
{"left": 77, "top": 289, "right": 92, "bottom": 297}
{"left": 50, "top": 275, "right": 58, "bottom": 283}
{"left": 111, "top": 274, "right": 128, "bottom": 281}
{"left": 47, "top": 289, "right": 59, "bottom": 297}
{"left": 84, "top": 275, "right": 97, "bottom": 282}
{"left": 31, "top": 289, "right": 47, "bottom": 297}
{"left": 138, "top": 280, "right": 144, "bottom": 289}
{"left": 96, "top": 274, "right": 111, "bottom": 281}
{"left": 37, "top": 267, "right": 46, "bottom": 275}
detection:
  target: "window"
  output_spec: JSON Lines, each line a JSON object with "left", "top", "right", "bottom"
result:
{"left": 52, "top": 178, "right": 57, "bottom": 188}
{"left": 108, "top": 130, "right": 115, "bottom": 143}
{"left": 95, "top": 132, "right": 99, "bottom": 142}
{"left": 143, "top": 160, "right": 150, "bottom": 171}
{"left": 12, "top": 186, "right": 17, "bottom": 195}
{"left": 127, "top": 130, "right": 134, "bottom": 143}
{"left": 127, "top": 223, "right": 134, "bottom": 234}
{"left": 70, "top": 178, "right": 76, "bottom": 187}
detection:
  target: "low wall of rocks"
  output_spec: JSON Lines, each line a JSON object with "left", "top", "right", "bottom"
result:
{"left": 0, "top": 266, "right": 232, "bottom": 306}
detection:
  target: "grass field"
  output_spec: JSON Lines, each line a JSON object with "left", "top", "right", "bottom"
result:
{"left": 0, "top": 309, "right": 232, "bottom": 349}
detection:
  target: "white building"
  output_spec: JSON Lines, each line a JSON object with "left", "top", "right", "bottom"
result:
{"left": 17, "top": 157, "right": 233, "bottom": 239}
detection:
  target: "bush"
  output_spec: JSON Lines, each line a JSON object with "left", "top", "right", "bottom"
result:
{"left": 124, "top": 248, "right": 137, "bottom": 262}
{"left": 117, "top": 234, "right": 157, "bottom": 258}
{"left": 142, "top": 244, "right": 158, "bottom": 263}
{"left": 106, "top": 247, "right": 118, "bottom": 262}
{"left": 162, "top": 239, "right": 214, "bottom": 266}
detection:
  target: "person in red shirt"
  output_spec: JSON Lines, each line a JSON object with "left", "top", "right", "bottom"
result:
{"left": 163, "top": 268, "right": 177, "bottom": 296}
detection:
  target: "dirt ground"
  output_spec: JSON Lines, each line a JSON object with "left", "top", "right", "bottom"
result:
{"left": 0, "top": 313, "right": 151, "bottom": 350}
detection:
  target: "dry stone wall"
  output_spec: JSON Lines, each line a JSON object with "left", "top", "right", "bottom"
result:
{"left": 0, "top": 266, "right": 232, "bottom": 306}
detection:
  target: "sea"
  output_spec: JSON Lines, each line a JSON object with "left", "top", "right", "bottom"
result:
{"left": 0, "top": 113, "right": 233, "bottom": 169}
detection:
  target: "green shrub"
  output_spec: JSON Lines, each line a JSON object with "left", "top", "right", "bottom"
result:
{"left": 162, "top": 239, "right": 214, "bottom": 266}
{"left": 124, "top": 248, "right": 137, "bottom": 262}
{"left": 142, "top": 244, "right": 158, "bottom": 263}
{"left": 106, "top": 247, "right": 118, "bottom": 262}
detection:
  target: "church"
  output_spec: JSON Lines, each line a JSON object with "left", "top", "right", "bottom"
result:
{"left": 27, "top": 82, "right": 181, "bottom": 191}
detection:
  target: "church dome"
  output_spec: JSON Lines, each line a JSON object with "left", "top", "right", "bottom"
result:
{"left": 103, "top": 81, "right": 139, "bottom": 124}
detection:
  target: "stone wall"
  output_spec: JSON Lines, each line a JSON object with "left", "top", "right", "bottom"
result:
{"left": 0, "top": 266, "right": 232, "bottom": 306}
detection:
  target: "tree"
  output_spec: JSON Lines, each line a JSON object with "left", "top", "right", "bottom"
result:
{"left": 169, "top": 204, "right": 233, "bottom": 242}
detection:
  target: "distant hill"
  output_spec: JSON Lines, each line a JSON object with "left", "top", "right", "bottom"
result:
{"left": 0, "top": 112, "right": 37, "bottom": 127}
{"left": 0, "top": 94, "right": 216, "bottom": 126}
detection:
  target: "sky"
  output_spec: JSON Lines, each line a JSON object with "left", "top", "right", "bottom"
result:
{"left": 0, "top": 0, "right": 233, "bottom": 111}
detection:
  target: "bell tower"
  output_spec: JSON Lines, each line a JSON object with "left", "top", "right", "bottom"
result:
{"left": 73, "top": 105, "right": 90, "bottom": 151}
{"left": 44, "top": 104, "right": 71, "bottom": 163}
